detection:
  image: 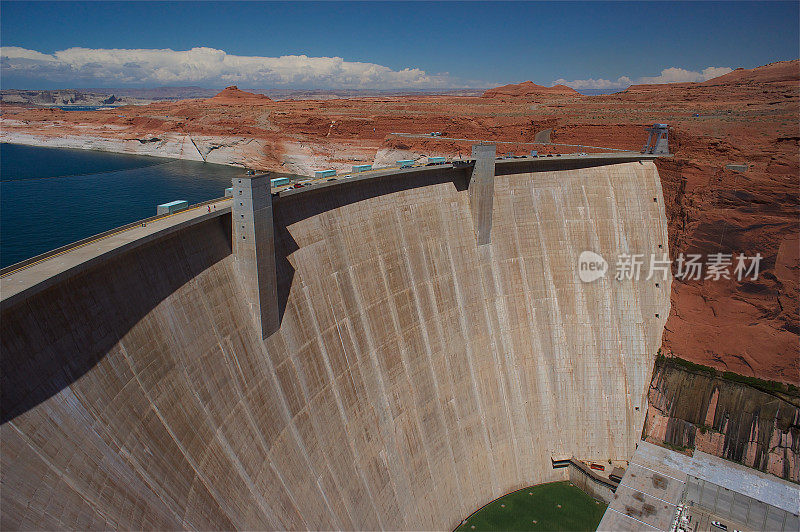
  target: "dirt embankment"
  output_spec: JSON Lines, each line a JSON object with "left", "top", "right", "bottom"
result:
{"left": 1, "top": 60, "right": 797, "bottom": 383}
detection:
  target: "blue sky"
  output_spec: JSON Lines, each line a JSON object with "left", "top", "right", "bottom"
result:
{"left": 1, "top": 1, "right": 797, "bottom": 89}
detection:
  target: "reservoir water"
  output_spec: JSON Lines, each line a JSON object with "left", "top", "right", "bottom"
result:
{"left": 1, "top": 143, "right": 242, "bottom": 268}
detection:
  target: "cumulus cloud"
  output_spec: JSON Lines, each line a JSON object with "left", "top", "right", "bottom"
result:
{"left": 0, "top": 46, "right": 476, "bottom": 88}
{"left": 554, "top": 66, "right": 734, "bottom": 91}
{"left": 2, "top": 46, "right": 57, "bottom": 62}
{"left": 638, "top": 66, "right": 734, "bottom": 84}
{"left": 552, "top": 75, "right": 633, "bottom": 90}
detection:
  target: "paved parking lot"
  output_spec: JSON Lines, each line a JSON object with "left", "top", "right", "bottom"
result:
{"left": 598, "top": 442, "right": 799, "bottom": 531}
{"left": 681, "top": 476, "right": 799, "bottom": 532}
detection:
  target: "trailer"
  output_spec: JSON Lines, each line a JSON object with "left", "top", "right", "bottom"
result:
{"left": 270, "top": 177, "right": 291, "bottom": 188}
{"left": 396, "top": 159, "right": 415, "bottom": 168}
{"left": 156, "top": 200, "right": 188, "bottom": 216}
{"left": 314, "top": 169, "right": 337, "bottom": 179}
{"left": 427, "top": 156, "right": 446, "bottom": 164}
{"left": 352, "top": 164, "right": 372, "bottom": 173}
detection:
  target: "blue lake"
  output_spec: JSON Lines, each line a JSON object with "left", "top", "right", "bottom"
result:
{"left": 58, "top": 106, "right": 112, "bottom": 111}
{"left": 1, "top": 143, "right": 241, "bottom": 268}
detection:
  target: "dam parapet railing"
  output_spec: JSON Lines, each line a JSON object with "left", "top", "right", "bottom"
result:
{"left": 272, "top": 151, "right": 667, "bottom": 199}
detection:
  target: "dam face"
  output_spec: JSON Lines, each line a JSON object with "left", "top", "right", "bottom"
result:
{"left": 1, "top": 160, "right": 670, "bottom": 530}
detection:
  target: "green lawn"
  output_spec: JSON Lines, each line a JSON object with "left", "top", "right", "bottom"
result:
{"left": 454, "top": 481, "right": 607, "bottom": 532}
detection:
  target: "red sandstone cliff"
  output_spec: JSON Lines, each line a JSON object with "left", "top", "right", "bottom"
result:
{"left": 625, "top": 60, "right": 799, "bottom": 383}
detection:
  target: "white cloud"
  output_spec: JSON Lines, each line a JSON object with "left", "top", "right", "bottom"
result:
{"left": 0, "top": 46, "right": 477, "bottom": 88}
{"left": 638, "top": 66, "right": 733, "bottom": 84}
{"left": 553, "top": 76, "right": 633, "bottom": 90}
{"left": 554, "top": 66, "right": 734, "bottom": 91}
{"left": 700, "top": 66, "right": 735, "bottom": 80}
{"left": 1, "top": 46, "right": 59, "bottom": 62}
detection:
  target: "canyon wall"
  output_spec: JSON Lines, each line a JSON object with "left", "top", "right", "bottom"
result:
{"left": 1, "top": 161, "right": 670, "bottom": 529}
{"left": 644, "top": 358, "right": 799, "bottom": 482}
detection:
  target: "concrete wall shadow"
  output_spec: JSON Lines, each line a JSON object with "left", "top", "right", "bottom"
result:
{"left": 271, "top": 167, "right": 470, "bottom": 325}
{"left": 495, "top": 157, "right": 652, "bottom": 176}
{"left": 268, "top": 158, "right": 632, "bottom": 326}
{"left": 0, "top": 215, "right": 232, "bottom": 424}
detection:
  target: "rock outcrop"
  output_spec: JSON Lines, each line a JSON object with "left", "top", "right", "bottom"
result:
{"left": 209, "top": 85, "right": 273, "bottom": 104}
{"left": 643, "top": 357, "right": 799, "bottom": 482}
{"left": 482, "top": 80, "right": 580, "bottom": 99}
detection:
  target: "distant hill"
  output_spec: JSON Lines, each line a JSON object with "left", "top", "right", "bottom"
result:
{"left": 0, "top": 89, "right": 151, "bottom": 107}
{"left": 482, "top": 80, "right": 580, "bottom": 99}
{"left": 208, "top": 86, "right": 273, "bottom": 104}
{"left": 249, "top": 87, "right": 485, "bottom": 100}
{"left": 86, "top": 86, "right": 218, "bottom": 100}
{"left": 83, "top": 86, "right": 218, "bottom": 100}
{"left": 0, "top": 87, "right": 219, "bottom": 107}
{"left": 577, "top": 88, "right": 628, "bottom": 96}
{"left": 621, "top": 59, "right": 799, "bottom": 94}
{"left": 1, "top": 86, "right": 488, "bottom": 105}
{"left": 699, "top": 59, "right": 799, "bottom": 85}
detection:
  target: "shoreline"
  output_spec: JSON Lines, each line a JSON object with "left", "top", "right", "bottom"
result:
{"left": 0, "top": 127, "right": 429, "bottom": 176}
{"left": 0, "top": 128, "right": 257, "bottom": 168}
{"left": 0, "top": 138, "right": 239, "bottom": 170}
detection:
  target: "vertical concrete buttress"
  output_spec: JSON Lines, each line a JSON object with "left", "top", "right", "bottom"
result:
{"left": 469, "top": 143, "right": 496, "bottom": 245}
{"left": 232, "top": 174, "right": 279, "bottom": 337}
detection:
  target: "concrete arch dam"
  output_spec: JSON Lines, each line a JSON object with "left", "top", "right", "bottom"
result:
{"left": 1, "top": 157, "right": 671, "bottom": 530}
